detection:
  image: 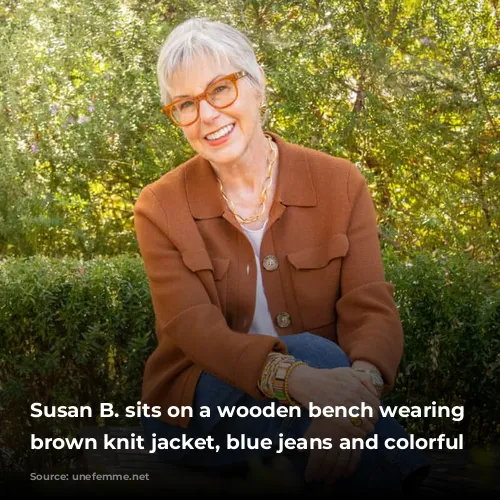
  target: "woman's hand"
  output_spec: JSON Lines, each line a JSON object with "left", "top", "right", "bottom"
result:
{"left": 303, "top": 417, "right": 364, "bottom": 484}
{"left": 287, "top": 365, "right": 380, "bottom": 483}
{"left": 288, "top": 365, "right": 380, "bottom": 420}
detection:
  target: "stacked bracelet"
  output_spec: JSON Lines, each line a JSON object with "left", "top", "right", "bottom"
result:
{"left": 352, "top": 367, "right": 385, "bottom": 396}
{"left": 258, "top": 353, "right": 283, "bottom": 398}
{"left": 258, "top": 353, "right": 307, "bottom": 406}
{"left": 273, "top": 356, "right": 307, "bottom": 406}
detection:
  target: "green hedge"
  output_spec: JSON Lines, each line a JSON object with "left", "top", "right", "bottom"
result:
{"left": 0, "top": 252, "right": 498, "bottom": 474}
{"left": 382, "top": 250, "right": 499, "bottom": 445}
{"left": 0, "top": 255, "right": 155, "bottom": 474}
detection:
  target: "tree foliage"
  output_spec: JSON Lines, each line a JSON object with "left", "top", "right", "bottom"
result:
{"left": 0, "top": 0, "right": 498, "bottom": 259}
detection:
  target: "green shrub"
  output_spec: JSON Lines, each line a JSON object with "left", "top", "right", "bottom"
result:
{"left": 384, "top": 249, "right": 500, "bottom": 445}
{"left": 0, "top": 255, "right": 155, "bottom": 473}
{"left": 0, "top": 251, "right": 498, "bottom": 474}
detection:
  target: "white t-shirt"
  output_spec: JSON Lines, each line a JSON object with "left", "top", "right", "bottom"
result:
{"left": 241, "top": 221, "right": 279, "bottom": 338}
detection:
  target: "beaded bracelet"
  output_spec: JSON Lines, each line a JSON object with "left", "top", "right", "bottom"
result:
{"left": 257, "top": 353, "right": 284, "bottom": 398}
{"left": 258, "top": 352, "right": 307, "bottom": 406}
{"left": 273, "top": 357, "right": 307, "bottom": 406}
{"left": 258, "top": 353, "right": 283, "bottom": 397}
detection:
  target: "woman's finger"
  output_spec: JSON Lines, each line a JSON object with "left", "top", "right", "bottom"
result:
{"left": 356, "top": 374, "right": 379, "bottom": 397}
{"left": 347, "top": 446, "right": 363, "bottom": 477}
{"left": 338, "top": 416, "right": 372, "bottom": 438}
{"left": 350, "top": 405, "right": 378, "bottom": 430}
{"left": 356, "top": 385, "right": 381, "bottom": 409}
{"left": 316, "top": 444, "right": 339, "bottom": 482}
{"left": 350, "top": 372, "right": 381, "bottom": 407}
{"left": 325, "top": 447, "right": 341, "bottom": 485}
{"left": 305, "top": 446, "right": 327, "bottom": 482}
{"left": 332, "top": 449, "right": 351, "bottom": 482}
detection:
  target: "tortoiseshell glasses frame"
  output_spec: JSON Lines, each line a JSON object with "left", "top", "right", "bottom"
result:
{"left": 162, "top": 71, "right": 248, "bottom": 127}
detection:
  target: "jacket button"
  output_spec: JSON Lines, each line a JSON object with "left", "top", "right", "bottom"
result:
{"left": 275, "top": 312, "right": 291, "bottom": 328}
{"left": 262, "top": 255, "right": 279, "bottom": 271}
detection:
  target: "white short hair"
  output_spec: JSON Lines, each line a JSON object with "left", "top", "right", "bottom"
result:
{"left": 157, "top": 17, "right": 265, "bottom": 107}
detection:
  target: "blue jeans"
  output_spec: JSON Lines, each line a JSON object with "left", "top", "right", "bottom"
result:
{"left": 141, "top": 333, "right": 430, "bottom": 493}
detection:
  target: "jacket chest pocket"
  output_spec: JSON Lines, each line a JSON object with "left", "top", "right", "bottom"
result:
{"left": 211, "top": 257, "right": 230, "bottom": 316}
{"left": 181, "top": 250, "right": 230, "bottom": 315}
{"left": 287, "top": 234, "right": 349, "bottom": 330}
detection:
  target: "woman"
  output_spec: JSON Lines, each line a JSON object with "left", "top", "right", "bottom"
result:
{"left": 134, "top": 17, "right": 429, "bottom": 493}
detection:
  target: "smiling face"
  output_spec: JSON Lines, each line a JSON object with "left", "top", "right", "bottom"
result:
{"left": 167, "top": 57, "right": 263, "bottom": 168}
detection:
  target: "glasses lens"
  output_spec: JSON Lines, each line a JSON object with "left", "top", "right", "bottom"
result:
{"left": 207, "top": 79, "right": 237, "bottom": 109}
{"left": 171, "top": 99, "right": 197, "bottom": 126}
{"left": 167, "top": 76, "right": 239, "bottom": 126}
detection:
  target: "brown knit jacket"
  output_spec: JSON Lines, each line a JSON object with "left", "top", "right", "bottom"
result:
{"left": 133, "top": 132, "right": 404, "bottom": 428}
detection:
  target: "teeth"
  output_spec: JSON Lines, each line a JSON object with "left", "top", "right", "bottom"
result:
{"left": 206, "top": 124, "right": 234, "bottom": 141}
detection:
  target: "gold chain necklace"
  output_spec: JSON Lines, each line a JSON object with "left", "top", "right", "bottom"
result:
{"left": 217, "top": 134, "right": 277, "bottom": 225}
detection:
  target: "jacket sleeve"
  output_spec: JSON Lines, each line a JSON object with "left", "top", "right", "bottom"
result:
{"left": 335, "top": 164, "right": 404, "bottom": 386}
{"left": 133, "top": 185, "right": 287, "bottom": 397}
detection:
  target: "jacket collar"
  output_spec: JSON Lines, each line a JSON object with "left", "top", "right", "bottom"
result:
{"left": 186, "top": 132, "right": 317, "bottom": 220}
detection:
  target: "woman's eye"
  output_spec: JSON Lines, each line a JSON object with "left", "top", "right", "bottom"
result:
{"left": 179, "top": 100, "right": 194, "bottom": 110}
{"left": 212, "top": 84, "right": 229, "bottom": 94}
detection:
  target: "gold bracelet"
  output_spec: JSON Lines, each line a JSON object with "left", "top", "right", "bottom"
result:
{"left": 258, "top": 353, "right": 307, "bottom": 405}
{"left": 272, "top": 357, "right": 307, "bottom": 405}
{"left": 284, "top": 361, "right": 307, "bottom": 406}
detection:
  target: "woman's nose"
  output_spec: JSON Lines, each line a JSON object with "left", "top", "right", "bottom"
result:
{"left": 198, "top": 99, "right": 220, "bottom": 121}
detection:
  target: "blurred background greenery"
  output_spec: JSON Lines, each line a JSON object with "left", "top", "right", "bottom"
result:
{"left": 0, "top": 0, "right": 498, "bottom": 259}
{"left": 0, "top": 0, "right": 498, "bottom": 474}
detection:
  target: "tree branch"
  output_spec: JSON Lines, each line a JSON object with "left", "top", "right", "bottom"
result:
{"left": 466, "top": 46, "right": 497, "bottom": 132}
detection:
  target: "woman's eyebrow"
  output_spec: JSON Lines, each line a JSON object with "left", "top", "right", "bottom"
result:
{"left": 172, "top": 74, "right": 224, "bottom": 100}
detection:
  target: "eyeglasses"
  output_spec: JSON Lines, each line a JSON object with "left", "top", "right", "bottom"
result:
{"left": 162, "top": 71, "right": 247, "bottom": 127}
